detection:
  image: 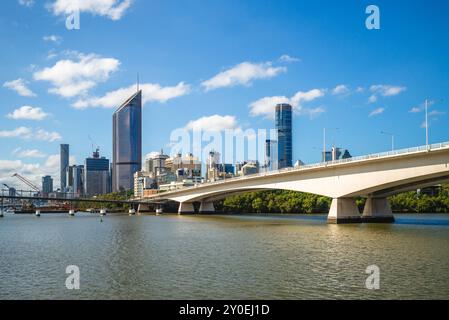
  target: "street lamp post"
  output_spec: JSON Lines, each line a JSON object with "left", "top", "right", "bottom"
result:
{"left": 323, "top": 127, "right": 339, "bottom": 161}
{"left": 425, "top": 98, "right": 429, "bottom": 147}
{"left": 381, "top": 131, "right": 395, "bottom": 151}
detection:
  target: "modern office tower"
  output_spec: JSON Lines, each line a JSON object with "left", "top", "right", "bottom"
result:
{"left": 275, "top": 103, "right": 293, "bottom": 169}
{"left": 42, "top": 176, "right": 53, "bottom": 194}
{"left": 60, "top": 144, "right": 69, "bottom": 191}
{"left": 72, "top": 165, "right": 84, "bottom": 196}
{"left": 322, "top": 147, "right": 352, "bottom": 162}
{"left": 152, "top": 150, "right": 170, "bottom": 176}
{"left": 112, "top": 90, "right": 142, "bottom": 192}
{"left": 133, "top": 171, "right": 156, "bottom": 198}
{"left": 206, "top": 151, "right": 221, "bottom": 182}
{"left": 84, "top": 149, "right": 110, "bottom": 197}
{"left": 265, "top": 139, "right": 278, "bottom": 171}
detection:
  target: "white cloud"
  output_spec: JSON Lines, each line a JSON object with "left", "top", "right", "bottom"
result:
{"left": 300, "top": 107, "right": 326, "bottom": 119}
{"left": 49, "top": 0, "right": 133, "bottom": 21}
{"left": 369, "top": 84, "right": 406, "bottom": 103}
{"left": 18, "top": 0, "right": 35, "bottom": 7}
{"left": 0, "top": 127, "right": 61, "bottom": 142}
{"left": 145, "top": 151, "right": 161, "bottom": 160}
{"left": 409, "top": 107, "right": 421, "bottom": 113}
{"left": 33, "top": 53, "right": 120, "bottom": 98}
{"left": 369, "top": 108, "right": 385, "bottom": 117}
{"left": 332, "top": 84, "right": 350, "bottom": 95}
{"left": 249, "top": 88, "right": 326, "bottom": 119}
{"left": 73, "top": 82, "right": 190, "bottom": 109}
{"left": 12, "top": 148, "right": 47, "bottom": 158}
{"left": 43, "top": 35, "right": 62, "bottom": 44}
{"left": 184, "top": 115, "right": 239, "bottom": 132}
{"left": 201, "top": 61, "right": 286, "bottom": 91}
{"left": 0, "top": 154, "right": 64, "bottom": 189}
{"left": 279, "top": 54, "right": 300, "bottom": 63}
{"left": 7, "top": 106, "right": 50, "bottom": 121}
{"left": 370, "top": 85, "right": 406, "bottom": 96}
{"left": 3, "top": 78, "right": 36, "bottom": 97}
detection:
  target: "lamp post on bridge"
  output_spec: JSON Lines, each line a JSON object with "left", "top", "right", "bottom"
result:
{"left": 323, "top": 127, "right": 340, "bottom": 162}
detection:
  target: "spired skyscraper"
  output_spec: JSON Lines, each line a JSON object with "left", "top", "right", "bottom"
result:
{"left": 112, "top": 90, "right": 142, "bottom": 192}
{"left": 60, "top": 144, "right": 69, "bottom": 191}
{"left": 275, "top": 103, "right": 293, "bottom": 169}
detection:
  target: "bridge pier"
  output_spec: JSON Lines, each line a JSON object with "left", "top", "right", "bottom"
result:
{"left": 137, "top": 203, "right": 150, "bottom": 215}
{"left": 362, "top": 197, "right": 395, "bottom": 223}
{"left": 199, "top": 201, "right": 215, "bottom": 214}
{"left": 178, "top": 202, "right": 195, "bottom": 215}
{"left": 327, "top": 198, "right": 361, "bottom": 224}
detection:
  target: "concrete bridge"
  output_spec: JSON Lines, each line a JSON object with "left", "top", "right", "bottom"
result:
{"left": 144, "top": 142, "right": 449, "bottom": 223}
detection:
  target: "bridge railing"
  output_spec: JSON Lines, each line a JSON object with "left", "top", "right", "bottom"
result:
{"left": 152, "top": 141, "right": 449, "bottom": 194}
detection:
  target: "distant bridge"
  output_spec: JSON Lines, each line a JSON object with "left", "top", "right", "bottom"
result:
{"left": 144, "top": 142, "right": 449, "bottom": 223}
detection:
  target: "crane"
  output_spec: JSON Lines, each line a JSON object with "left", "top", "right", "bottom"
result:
{"left": 3, "top": 183, "right": 11, "bottom": 189}
{"left": 11, "top": 173, "right": 40, "bottom": 192}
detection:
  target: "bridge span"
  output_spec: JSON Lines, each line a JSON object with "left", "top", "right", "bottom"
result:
{"left": 143, "top": 142, "right": 449, "bottom": 223}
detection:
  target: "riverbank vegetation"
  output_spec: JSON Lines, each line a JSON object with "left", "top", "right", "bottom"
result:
{"left": 215, "top": 184, "right": 449, "bottom": 214}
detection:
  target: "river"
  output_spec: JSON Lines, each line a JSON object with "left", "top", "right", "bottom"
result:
{"left": 0, "top": 213, "right": 448, "bottom": 299}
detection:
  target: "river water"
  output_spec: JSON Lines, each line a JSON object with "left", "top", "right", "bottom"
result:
{"left": 0, "top": 213, "right": 448, "bottom": 300}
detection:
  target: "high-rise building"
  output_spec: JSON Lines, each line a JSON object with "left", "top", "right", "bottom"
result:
{"left": 275, "top": 103, "right": 292, "bottom": 169}
{"left": 85, "top": 149, "right": 110, "bottom": 197}
{"left": 112, "top": 90, "right": 142, "bottom": 192}
{"left": 60, "top": 144, "right": 69, "bottom": 191}
{"left": 265, "top": 139, "right": 278, "bottom": 171}
{"left": 322, "top": 147, "right": 352, "bottom": 162}
{"left": 42, "top": 176, "right": 53, "bottom": 194}
{"left": 72, "top": 165, "right": 84, "bottom": 196}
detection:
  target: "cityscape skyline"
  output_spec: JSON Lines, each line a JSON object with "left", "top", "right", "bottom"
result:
{"left": 1, "top": 0, "right": 448, "bottom": 189}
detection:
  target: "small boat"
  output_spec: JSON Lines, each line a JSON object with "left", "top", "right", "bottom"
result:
{"left": 100, "top": 209, "right": 107, "bottom": 216}
{"left": 35, "top": 210, "right": 41, "bottom": 217}
{"left": 156, "top": 208, "right": 163, "bottom": 215}
{"left": 128, "top": 209, "right": 136, "bottom": 216}
{"left": 69, "top": 210, "right": 76, "bottom": 216}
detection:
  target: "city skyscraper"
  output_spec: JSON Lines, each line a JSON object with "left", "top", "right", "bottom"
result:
{"left": 84, "top": 149, "right": 110, "bottom": 197}
{"left": 42, "top": 176, "right": 53, "bottom": 195}
{"left": 60, "top": 144, "right": 69, "bottom": 191}
{"left": 112, "top": 90, "right": 142, "bottom": 192}
{"left": 275, "top": 103, "right": 292, "bottom": 169}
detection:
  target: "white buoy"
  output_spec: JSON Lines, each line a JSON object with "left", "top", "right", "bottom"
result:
{"left": 100, "top": 209, "right": 107, "bottom": 216}
{"left": 69, "top": 210, "right": 76, "bottom": 216}
{"left": 35, "top": 210, "right": 41, "bottom": 217}
{"left": 129, "top": 209, "right": 136, "bottom": 216}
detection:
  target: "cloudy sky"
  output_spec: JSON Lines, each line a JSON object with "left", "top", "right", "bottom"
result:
{"left": 1, "top": 0, "right": 448, "bottom": 188}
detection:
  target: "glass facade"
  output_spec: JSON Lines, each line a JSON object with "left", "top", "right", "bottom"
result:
{"left": 275, "top": 104, "right": 292, "bottom": 169}
{"left": 60, "top": 144, "right": 69, "bottom": 191}
{"left": 112, "top": 90, "right": 142, "bottom": 192}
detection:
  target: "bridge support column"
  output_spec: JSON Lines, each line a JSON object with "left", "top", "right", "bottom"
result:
{"left": 362, "top": 197, "right": 395, "bottom": 223}
{"left": 199, "top": 201, "right": 215, "bottom": 214}
{"left": 178, "top": 202, "right": 195, "bottom": 215}
{"left": 137, "top": 203, "right": 150, "bottom": 215}
{"left": 327, "top": 198, "right": 361, "bottom": 224}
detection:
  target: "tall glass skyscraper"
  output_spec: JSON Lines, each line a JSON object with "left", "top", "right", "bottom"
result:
{"left": 60, "top": 144, "right": 69, "bottom": 191}
{"left": 275, "top": 103, "right": 292, "bottom": 169}
{"left": 112, "top": 90, "right": 142, "bottom": 192}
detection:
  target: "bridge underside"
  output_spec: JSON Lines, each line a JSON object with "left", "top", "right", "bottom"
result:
{"left": 165, "top": 173, "right": 449, "bottom": 223}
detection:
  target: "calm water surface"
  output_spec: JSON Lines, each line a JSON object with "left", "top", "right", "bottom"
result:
{"left": 0, "top": 213, "right": 448, "bottom": 300}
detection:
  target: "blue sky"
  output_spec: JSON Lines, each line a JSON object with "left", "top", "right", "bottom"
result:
{"left": 0, "top": 0, "right": 448, "bottom": 188}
